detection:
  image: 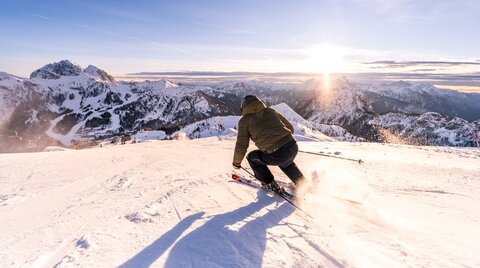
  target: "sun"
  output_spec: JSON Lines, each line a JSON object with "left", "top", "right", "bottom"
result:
{"left": 304, "top": 44, "right": 347, "bottom": 74}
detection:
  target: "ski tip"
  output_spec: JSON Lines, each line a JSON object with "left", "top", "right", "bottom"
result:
{"left": 232, "top": 174, "right": 241, "bottom": 180}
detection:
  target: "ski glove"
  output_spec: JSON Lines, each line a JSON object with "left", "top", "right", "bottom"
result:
{"left": 232, "top": 162, "right": 241, "bottom": 169}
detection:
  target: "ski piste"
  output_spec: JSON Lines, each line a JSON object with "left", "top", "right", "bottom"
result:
{"left": 231, "top": 174, "right": 312, "bottom": 219}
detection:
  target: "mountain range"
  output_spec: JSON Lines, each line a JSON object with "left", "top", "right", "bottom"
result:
{"left": 1, "top": 60, "right": 479, "bottom": 152}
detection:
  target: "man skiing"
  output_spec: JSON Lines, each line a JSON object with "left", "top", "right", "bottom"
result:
{"left": 232, "top": 95, "right": 304, "bottom": 193}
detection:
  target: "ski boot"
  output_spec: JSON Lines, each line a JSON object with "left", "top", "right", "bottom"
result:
{"left": 262, "top": 180, "right": 286, "bottom": 194}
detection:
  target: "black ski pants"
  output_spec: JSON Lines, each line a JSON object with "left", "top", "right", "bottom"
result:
{"left": 246, "top": 139, "right": 304, "bottom": 184}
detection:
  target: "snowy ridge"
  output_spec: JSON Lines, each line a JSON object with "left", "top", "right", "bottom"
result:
{"left": 0, "top": 72, "right": 28, "bottom": 124}
{"left": 371, "top": 112, "right": 480, "bottom": 146}
{"left": 358, "top": 80, "right": 446, "bottom": 96}
{"left": 175, "top": 103, "right": 334, "bottom": 142}
{"left": 0, "top": 89, "right": 17, "bottom": 125}
{"left": 270, "top": 103, "right": 334, "bottom": 141}
{"left": 357, "top": 81, "right": 480, "bottom": 121}
{"left": 84, "top": 65, "right": 116, "bottom": 83}
{"left": 0, "top": 139, "right": 478, "bottom": 267}
{"left": 272, "top": 103, "right": 314, "bottom": 128}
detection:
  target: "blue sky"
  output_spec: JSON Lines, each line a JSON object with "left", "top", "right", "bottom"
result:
{"left": 0, "top": 0, "right": 479, "bottom": 90}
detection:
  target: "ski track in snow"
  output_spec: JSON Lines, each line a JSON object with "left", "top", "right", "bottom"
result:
{"left": 0, "top": 138, "right": 479, "bottom": 267}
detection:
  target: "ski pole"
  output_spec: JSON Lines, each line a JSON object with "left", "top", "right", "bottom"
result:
{"left": 240, "top": 167, "right": 313, "bottom": 219}
{"left": 240, "top": 166, "right": 256, "bottom": 179}
{"left": 299, "top": 150, "right": 363, "bottom": 164}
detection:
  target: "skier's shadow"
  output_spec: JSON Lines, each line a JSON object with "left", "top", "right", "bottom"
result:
{"left": 119, "top": 191, "right": 294, "bottom": 268}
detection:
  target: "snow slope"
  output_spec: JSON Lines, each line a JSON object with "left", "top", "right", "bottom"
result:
{"left": 0, "top": 139, "right": 479, "bottom": 267}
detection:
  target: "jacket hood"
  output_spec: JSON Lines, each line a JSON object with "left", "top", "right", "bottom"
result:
{"left": 241, "top": 96, "right": 267, "bottom": 115}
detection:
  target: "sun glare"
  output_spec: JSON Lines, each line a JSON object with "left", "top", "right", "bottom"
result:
{"left": 305, "top": 44, "right": 347, "bottom": 74}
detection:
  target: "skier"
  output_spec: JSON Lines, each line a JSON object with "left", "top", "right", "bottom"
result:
{"left": 232, "top": 95, "right": 304, "bottom": 192}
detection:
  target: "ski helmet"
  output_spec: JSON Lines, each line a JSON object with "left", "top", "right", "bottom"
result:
{"left": 240, "top": 95, "right": 258, "bottom": 112}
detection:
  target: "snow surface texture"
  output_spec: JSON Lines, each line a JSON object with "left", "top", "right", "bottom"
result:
{"left": 1, "top": 138, "right": 479, "bottom": 267}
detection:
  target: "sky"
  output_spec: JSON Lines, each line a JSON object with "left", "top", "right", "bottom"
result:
{"left": 0, "top": 0, "right": 479, "bottom": 91}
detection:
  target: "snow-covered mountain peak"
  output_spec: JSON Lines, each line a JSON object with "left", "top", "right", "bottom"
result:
{"left": 30, "top": 60, "right": 83, "bottom": 79}
{"left": 215, "top": 80, "right": 294, "bottom": 95}
{"left": 161, "top": 79, "right": 180, "bottom": 89}
{"left": 84, "top": 65, "right": 115, "bottom": 83}
{"left": 135, "top": 79, "right": 184, "bottom": 93}
{"left": 302, "top": 74, "right": 351, "bottom": 92}
{"left": 297, "top": 75, "right": 375, "bottom": 140}
{"left": 303, "top": 75, "right": 372, "bottom": 116}
{"left": 216, "top": 81, "right": 257, "bottom": 92}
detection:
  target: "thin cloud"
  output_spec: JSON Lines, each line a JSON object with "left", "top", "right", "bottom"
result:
{"left": 363, "top": 60, "right": 480, "bottom": 68}
{"left": 89, "top": 26, "right": 144, "bottom": 42}
{"left": 77, "top": 24, "right": 205, "bottom": 58}
{"left": 29, "top": 13, "right": 54, "bottom": 20}
{"left": 348, "top": 72, "right": 480, "bottom": 86}
{"left": 411, "top": 68, "right": 438, "bottom": 72}
{"left": 38, "top": 18, "right": 219, "bottom": 61}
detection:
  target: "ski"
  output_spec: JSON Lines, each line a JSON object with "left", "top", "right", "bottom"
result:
{"left": 231, "top": 174, "right": 295, "bottom": 199}
{"left": 232, "top": 174, "right": 296, "bottom": 194}
{"left": 231, "top": 174, "right": 312, "bottom": 218}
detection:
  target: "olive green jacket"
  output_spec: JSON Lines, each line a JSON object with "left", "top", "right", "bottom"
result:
{"left": 233, "top": 99, "right": 294, "bottom": 164}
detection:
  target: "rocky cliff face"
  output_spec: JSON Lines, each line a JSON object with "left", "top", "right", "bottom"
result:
{"left": 30, "top": 60, "right": 83, "bottom": 79}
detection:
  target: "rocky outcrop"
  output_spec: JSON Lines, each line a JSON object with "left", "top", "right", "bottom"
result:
{"left": 30, "top": 60, "right": 83, "bottom": 79}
